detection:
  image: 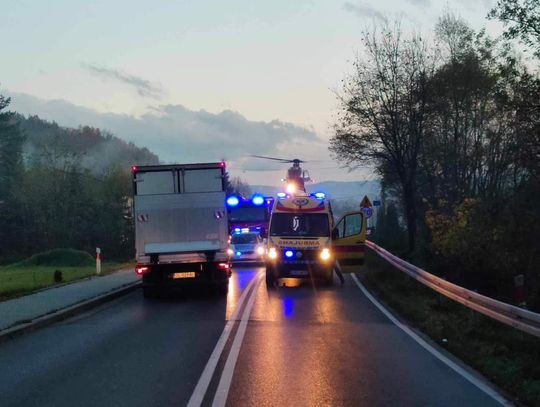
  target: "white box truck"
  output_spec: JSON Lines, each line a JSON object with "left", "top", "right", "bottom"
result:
{"left": 132, "top": 162, "right": 231, "bottom": 297}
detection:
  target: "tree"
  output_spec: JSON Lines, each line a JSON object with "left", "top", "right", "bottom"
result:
{"left": 420, "top": 16, "right": 513, "bottom": 210}
{"left": 489, "top": 0, "right": 540, "bottom": 58}
{"left": 435, "top": 10, "right": 475, "bottom": 61}
{"left": 226, "top": 175, "right": 251, "bottom": 197}
{"left": 0, "top": 95, "right": 24, "bottom": 199}
{"left": 0, "top": 94, "right": 25, "bottom": 256}
{"left": 330, "top": 21, "right": 434, "bottom": 252}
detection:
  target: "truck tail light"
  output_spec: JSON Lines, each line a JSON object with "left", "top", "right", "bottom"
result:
{"left": 136, "top": 266, "right": 150, "bottom": 275}
{"left": 218, "top": 263, "right": 230, "bottom": 270}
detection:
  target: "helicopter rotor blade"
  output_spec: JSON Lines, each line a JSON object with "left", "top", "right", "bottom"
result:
{"left": 250, "top": 155, "right": 307, "bottom": 163}
{"left": 250, "top": 155, "right": 294, "bottom": 163}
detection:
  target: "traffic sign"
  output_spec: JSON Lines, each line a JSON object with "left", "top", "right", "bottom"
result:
{"left": 360, "top": 195, "right": 372, "bottom": 208}
{"left": 362, "top": 207, "right": 373, "bottom": 218}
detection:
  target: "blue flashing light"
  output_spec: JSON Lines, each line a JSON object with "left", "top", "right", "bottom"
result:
{"left": 277, "top": 192, "right": 286, "bottom": 199}
{"left": 313, "top": 192, "right": 326, "bottom": 199}
{"left": 234, "top": 228, "right": 241, "bottom": 234}
{"left": 236, "top": 251, "right": 242, "bottom": 256}
{"left": 252, "top": 194, "right": 265, "bottom": 206}
{"left": 285, "top": 250, "right": 294, "bottom": 258}
{"left": 226, "top": 196, "right": 240, "bottom": 207}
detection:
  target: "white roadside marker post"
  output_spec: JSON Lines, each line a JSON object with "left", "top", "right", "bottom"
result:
{"left": 96, "top": 247, "right": 102, "bottom": 275}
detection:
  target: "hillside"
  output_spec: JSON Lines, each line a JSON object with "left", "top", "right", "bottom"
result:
{"left": 17, "top": 114, "right": 159, "bottom": 173}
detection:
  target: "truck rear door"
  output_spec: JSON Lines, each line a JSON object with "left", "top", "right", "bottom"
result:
{"left": 133, "top": 165, "right": 227, "bottom": 259}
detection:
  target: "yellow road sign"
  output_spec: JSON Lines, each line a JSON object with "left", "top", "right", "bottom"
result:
{"left": 360, "top": 195, "right": 372, "bottom": 208}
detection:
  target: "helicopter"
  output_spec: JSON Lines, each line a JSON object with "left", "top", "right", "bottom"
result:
{"left": 251, "top": 155, "right": 313, "bottom": 194}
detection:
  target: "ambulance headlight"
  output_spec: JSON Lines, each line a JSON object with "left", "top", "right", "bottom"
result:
{"left": 268, "top": 247, "right": 278, "bottom": 259}
{"left": 257, "top": 246, "right": 265, "bottom": 255}
{"left": 320, "top": 248, "right": 331, "bottom": 261}
{"left": 227, "top": 248, "right": 234, "bottom": 256}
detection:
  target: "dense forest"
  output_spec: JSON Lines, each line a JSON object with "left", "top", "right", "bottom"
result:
{"left": 0, "top": 106, "right": 159, "bottom": 263}
{"left": 330, "top": 3, "right": 540, "bottom": 310}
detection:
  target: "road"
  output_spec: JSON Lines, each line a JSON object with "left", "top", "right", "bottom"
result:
{"left": 0, "top": 266, "right": 504, "bottom": 406}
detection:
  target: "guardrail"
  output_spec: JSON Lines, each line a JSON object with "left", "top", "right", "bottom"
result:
{"left": 365, "top": 240, "right": 540, "bottom": 338}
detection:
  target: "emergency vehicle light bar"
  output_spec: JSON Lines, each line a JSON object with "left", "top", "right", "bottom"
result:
{"left": 226, "top": 196, "right": 240, "bottom": 207}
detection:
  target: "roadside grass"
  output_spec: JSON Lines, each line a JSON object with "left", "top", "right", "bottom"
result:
{"left": 14, "top": 248, "right": 95, "bottom": 267}
{"left": 0, "top": 249, "right": 134, "bottom": 301}
{"left": 363, "top": 251, "right": 540, "bottom": 406}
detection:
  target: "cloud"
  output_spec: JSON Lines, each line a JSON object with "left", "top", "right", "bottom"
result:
{"left": 404, "top": 0, "right": 431, "bottom": 7}
{"left": 451, "top": 0, "right": 494, "bottom": 11}
{"left": 6, "top": 92, "right": 321, "bottom": 167}
{"left": 343, "top": 2, "right": 387, "bottom": 22}
{"left": 83, "top": 64, "right": 164, "bottom": 100}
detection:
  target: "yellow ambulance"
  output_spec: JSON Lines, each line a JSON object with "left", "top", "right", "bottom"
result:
{"left": 265, "top": 192, "right": 367, "bottom": 286}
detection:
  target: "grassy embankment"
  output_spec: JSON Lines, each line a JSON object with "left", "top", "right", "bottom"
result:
{"left": 362, "top": 251, "right": 540, "bottom": 406}
{"left": 0, "top": 249, "right": 134, "bottom": 301}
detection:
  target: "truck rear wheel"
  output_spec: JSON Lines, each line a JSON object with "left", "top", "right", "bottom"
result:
{"left": 143, "top": 287, "right": 159, "bottom": 299}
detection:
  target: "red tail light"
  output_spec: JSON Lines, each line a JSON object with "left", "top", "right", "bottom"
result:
{"left": 131, "top": 165, "right": 138, "bottom": 173}
{"left": 218, "top": 263, "right": 230, "bottom": 270}
{"left": 136, "top": 266, "right": 150, "bottom": 275}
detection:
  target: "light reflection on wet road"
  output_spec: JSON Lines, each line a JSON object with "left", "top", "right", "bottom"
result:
{"left": 0, "top": 265, "right": 502, "bottom": 407}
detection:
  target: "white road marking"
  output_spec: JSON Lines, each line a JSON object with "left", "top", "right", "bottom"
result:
{"left": 187, "top": 272, "right": 262, "bottom": 407}
{"left": 212, "top": 273, "right": 263, "bottom": 407}
{"left": 350, "top": 273, "right": 511, "bottom": 406}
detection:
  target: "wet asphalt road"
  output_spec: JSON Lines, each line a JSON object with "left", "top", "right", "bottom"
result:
{"left": 0, "top": 266, "right": 502, "bottom": 406}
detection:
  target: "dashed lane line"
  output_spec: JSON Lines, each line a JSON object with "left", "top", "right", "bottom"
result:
{"left": 212, "top": 273, "right": 263, "bottom": 407}
{"left": 186, "top": 272, "right": 262, "bottom": 407}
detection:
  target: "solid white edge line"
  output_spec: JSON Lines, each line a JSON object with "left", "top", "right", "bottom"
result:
{"left": 350, "top": 273, "right": 511, "bottom": 407}
{"left": 212, "top": 273, "right": 262, "bottom": 407}
{"left": 186, "top": 272, "right": 262, "bottom": 407}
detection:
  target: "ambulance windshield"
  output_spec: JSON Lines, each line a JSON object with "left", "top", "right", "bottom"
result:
{"left": 269, "top": 213, "right": 329, "bottom": 237}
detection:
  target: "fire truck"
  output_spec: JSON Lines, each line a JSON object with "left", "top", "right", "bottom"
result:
{"left": 225, "top": 194, "right": 273, "bottom": 237}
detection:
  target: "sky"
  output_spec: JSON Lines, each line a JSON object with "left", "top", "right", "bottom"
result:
{"left": 1, "top": 0, "right": 502, "bottom": 185}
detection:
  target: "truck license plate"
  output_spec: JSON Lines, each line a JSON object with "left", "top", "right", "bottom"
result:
{"left": 172, "top": 272, "right": 196, "bottom": 279}
{"left": 290, "top": 270, "right": 309, "bottom": 276}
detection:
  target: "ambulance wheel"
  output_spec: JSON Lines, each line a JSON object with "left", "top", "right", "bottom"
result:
{"left": 323, "top": 271, "right": 334, "bottom": 286}
{"left": 265, "top": 268, "right": 276, "bottom": 289}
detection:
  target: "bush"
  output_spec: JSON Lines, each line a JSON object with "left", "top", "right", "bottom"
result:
{"left": 14, "top": 249, "right": 94, "bottom": 267}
